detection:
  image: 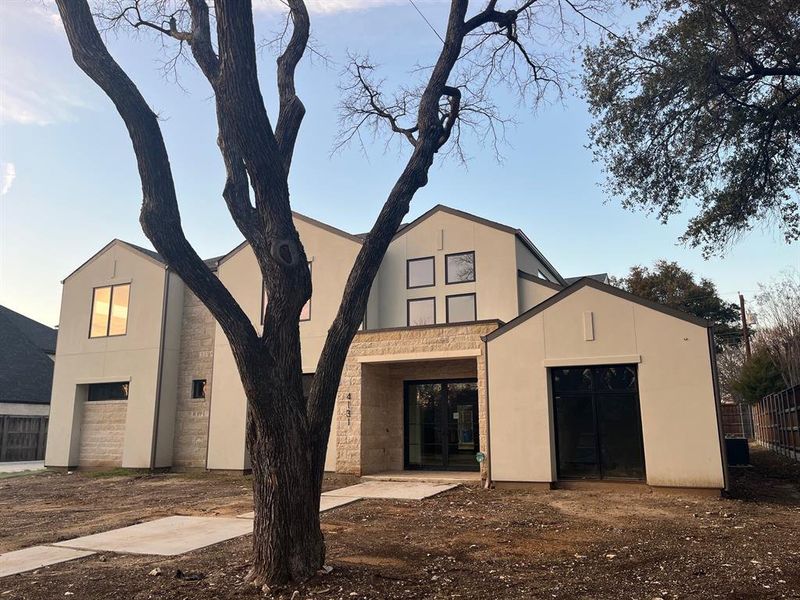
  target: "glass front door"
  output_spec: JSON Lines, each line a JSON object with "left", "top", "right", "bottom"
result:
{"left": 552, "top": 365, "right": 645, "bottom": 480}
{"left": 405, "top": 379, "right": 479, "bottom": 471}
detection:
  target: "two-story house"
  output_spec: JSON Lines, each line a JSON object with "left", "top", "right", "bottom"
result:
{"left": 45, "top": 205, "right": 727, "bottom": 492}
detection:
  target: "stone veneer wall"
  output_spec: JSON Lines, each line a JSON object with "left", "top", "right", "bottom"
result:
{"left": 336, "top": 321, "right": 500, "bottom": 478}
{"left": 172, "top": 289, "right": 215, "bottom": 469}
{"left": 78, "top": 401, "right": 127, "bottom": 467}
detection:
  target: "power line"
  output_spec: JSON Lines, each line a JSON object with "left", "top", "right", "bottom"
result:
{"left": 407, "top": 0, "right": 445, "bottom": 44}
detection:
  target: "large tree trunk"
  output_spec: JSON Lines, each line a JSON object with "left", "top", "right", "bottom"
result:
{"left": 241, "top": 317, "right": 325, "bottom": 587}
{"left": 246, "top": 404, "right": 325, "bottom": 586}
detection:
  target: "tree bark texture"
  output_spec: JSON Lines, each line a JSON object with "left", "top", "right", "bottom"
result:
{"left": 55, "top": 0, "right": 519, "bottom": 587}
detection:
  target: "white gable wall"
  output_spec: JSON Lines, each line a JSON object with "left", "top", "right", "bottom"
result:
{"left": 487, "top": 284, "right": 724, "bottom": 489}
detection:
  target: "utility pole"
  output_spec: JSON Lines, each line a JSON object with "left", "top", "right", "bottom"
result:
{"left": 739, "top": 292, "right": 752, "bottom": 360}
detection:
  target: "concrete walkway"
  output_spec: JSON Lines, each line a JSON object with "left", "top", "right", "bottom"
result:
{"left": 0, "top": 461, "right": 45, "bottom": 474}
{"left": 0, "top": 480, "right": 459, "bottom": 578}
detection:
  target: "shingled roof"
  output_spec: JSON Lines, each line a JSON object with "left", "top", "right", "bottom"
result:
{"left": 0, "top": 306, "right": 57, "bottom": 405}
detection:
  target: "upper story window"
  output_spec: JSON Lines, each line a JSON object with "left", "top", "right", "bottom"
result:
{"left": 445, "top": 252, "right": 475, "bottom": 284}
{"left": 89, "top": 283, "right": 130, "bottom": 338}
{"left": 408, "top": 297, "right": 436, "bottom": 326}
{"left": 446, "top": 293, "right": 477, "bottom": 323}
{"left": 87, "top": 381, "right": 129, "bottom": 402}
{"left": 407, "top": 257, "right": 435, "bottom": 289}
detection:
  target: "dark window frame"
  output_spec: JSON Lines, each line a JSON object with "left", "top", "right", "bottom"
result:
{"left": 445, "top": 292, "right": 477, "bottom": 323}
{"left": 406, "top": 256, "right": 436, "bottom": 289}
{"left": 550, "top": 364, "right": 646, "bottom": 482}
{"left": 191, "top": 379, "right": 207, "bottom": 399}
{"left": 88, "top": 283, "right": 131, "bottom": 339}
{"left": 407, "top": 296, "right": 437, "bottom": 327}
{"left": 87, "top": 381, "right": 130, "bottom": 402}
{"left": 403, "top": 378, "right": 480, "bottom": 472}
{"left": 445, "top": 251, "right": 476, "bottom": 285}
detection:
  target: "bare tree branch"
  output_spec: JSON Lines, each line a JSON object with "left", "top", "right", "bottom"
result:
{"left": 56, "top": 0, "right": 258, "bottom": 357}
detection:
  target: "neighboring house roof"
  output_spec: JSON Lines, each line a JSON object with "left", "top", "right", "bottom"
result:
{"left": 565, "top": 273, "right": 609, "bottom": 285}
{"left": 484, "top": 277, "right": 710, "bottom": 342}
{"left": 394, "top": 204, "right": 567, "bottom": 285}
{"left": 0, "top": 305, "right": 57, "bottom": 404}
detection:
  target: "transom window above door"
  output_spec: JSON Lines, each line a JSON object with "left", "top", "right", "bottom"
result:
{"left": 445, "top": 251, "right": 475, "bottom": 284}
{"left": 407, "top": 257, "right": 435, "bottom": 289}
{"left": 89, "top": 283, "right": 130, "bottom": 338}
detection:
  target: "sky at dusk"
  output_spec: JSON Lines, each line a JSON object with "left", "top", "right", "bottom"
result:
{"left": 0, "top": 0, "right": 797, "bottom": 327}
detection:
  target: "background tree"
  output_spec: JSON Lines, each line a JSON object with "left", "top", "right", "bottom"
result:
{"left": 754, "top": 270, "right": 800, "bottom": 387}
{"left": 55, "top": 0, "right": 608, "bottom": 588}
{"left": 612, "top": 260, "right": 741, "bottom": 340}
{"left": 584, "top": 0, "right": 800, "bottom": 256}
{"left": 731, "top": 346, "right": 785, "bottom": 403}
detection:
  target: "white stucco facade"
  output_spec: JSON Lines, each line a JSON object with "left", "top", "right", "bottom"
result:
{"left": 45, "top": 206, "right": 726, "bottom": 491}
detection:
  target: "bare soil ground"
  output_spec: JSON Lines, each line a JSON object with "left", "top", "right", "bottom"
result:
{"left": 1, "top": 446, "right": 798, "bottom": 599}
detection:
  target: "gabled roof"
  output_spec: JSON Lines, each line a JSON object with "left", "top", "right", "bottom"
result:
{"left": 0, "top": 306, "right": 57, "bottom": 404}
{"left": 394, "top": 204, "right": 567, "bottom": 285}
{"left": 565, "top": 273, "right": 609, "bottom": 285}
{"left": 485, "top": 277, "right": 710, "bottom": 342}
{"left": 63, "top": 239, "right": 167, "bottom": 282}
{"left": 216, "top": 211, "right": 364, "bottom": 267}
{"left": 517, "top": 269, "right": 564, "bottom": 291}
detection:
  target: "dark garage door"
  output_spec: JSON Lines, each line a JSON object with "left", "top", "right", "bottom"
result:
{"left": 551, "top": 365, "right": 645, "bottom": 480}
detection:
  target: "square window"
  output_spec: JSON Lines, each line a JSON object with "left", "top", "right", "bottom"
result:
{"left": 407, "top": 257, "right": 435, "bottom": 289}
{"left": 445, "top": 252, "right": 475, "bottom": 284}
{"left": 446, "top": 293, "right": 477, "bottom": 323}
{"left": 191, "top": 379, "right": 207, "bottom": 399}
{"left": 407, "top": 297, "right": 436, "bottom": 326}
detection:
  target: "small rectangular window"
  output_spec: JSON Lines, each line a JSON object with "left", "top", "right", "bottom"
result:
{"left": 446, "top": 293, "right": 477, "bottom": 323}
{"left": 407, "top": 297, "right": 436, "bottom": 326}
{"left": 191, "top": 379, "right": 207, "bottom": 399}
{"left": 87, "top": 381, "right": 129, "bottom": 402}
{"left": 407, "top": 257, "right": 435, "bottom": 289}
{"left": 445, "top": 252, "right": 475, "bottom": 284}
{"left": 89, "top": 284, "right": 130, "bottom": 338}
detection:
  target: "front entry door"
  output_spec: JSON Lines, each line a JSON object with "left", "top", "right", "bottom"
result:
{"left": 405, "top": 379, "right": 479, "bottom": 471}
{"left": 552, "top": 365, "right": 645, "bottom": 480}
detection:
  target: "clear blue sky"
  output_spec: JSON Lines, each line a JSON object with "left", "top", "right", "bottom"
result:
{"left": 0, "top": 1, "right": 796, "bottom": 326}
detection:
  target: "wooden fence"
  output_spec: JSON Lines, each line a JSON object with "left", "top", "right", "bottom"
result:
{"left": 752, "top": 385, "right": 800, "bottom": 462}
{"left": 0, "top": 416, "right": 49, "bottom": 462}
{"left": 721, "top": 403, "right": 753, "bottom": 438}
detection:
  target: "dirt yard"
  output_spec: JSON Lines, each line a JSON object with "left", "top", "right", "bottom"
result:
{"left": 1, "top": 446, "right": 798, "bottom": 599}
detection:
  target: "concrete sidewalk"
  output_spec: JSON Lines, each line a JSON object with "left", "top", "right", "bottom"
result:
{"left": 0, "top": 480, "right": 459, "bottom": 578}
{"left": 0, "top": 461, "right": 45, "bottom": 474}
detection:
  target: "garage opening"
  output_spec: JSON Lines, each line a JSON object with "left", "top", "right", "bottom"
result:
{"left": 551, "top": 365, "right": 645, "bottom": 480}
